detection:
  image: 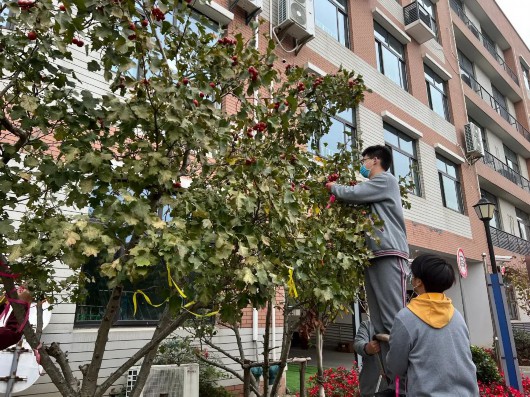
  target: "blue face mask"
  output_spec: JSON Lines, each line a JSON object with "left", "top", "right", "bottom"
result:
{"left": 360, "top": 164, "right": 371, "bottom": 178}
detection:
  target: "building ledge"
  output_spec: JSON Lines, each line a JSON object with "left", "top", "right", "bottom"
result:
{"left": 381, "top": 111, "right": 423, "bottom": 139}
{"left": 434, "top": 143, "right": 465, "bottom": 164}
{"left": 193, "top": 0, "right": 234, "bottom": 26}
{"left": 372, "top": 7, "right": 411, "bottom": 45}
{"left": 423, "top": 52, "right": 452, "bottom": 81}
{"left": 305, "top": 62, "right": 327, "bottom": 76}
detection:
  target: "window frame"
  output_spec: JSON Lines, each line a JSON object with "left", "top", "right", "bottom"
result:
{"left": 417, "top": 0, "right": 438, "bottom": 41}
{"left": 516, "top": 208, "right": 530, "bottom": 241}
{"left": 425, "top": 65, "right": 450, "bottom": 121}
{"left": 458, "top": 50, "right": 476, "bottom": 89}
{"left": 309, "top": 108, "right": 357, "bottom": 157}
{"left": 437, "top": 154, "right": 463, "bottom": 214}
{"left": 315, "top": 0, "right": 350, "bottom": 47}
{"left": 383, "top": 123, "right": 421, "bottom": 196}
{"left": 374, "top": 22, "right": 408, "bottom": 91}
{"left": 522, "top": 62, "right": 530, "bottom": 91}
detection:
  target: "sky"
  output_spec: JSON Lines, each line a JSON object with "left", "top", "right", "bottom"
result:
{"left": 495, "top": 0, "right": 530, "bottom": 49}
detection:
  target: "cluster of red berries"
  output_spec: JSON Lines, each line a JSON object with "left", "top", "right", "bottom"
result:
{"left": 251, "top": 121, "right": 267, "bottom": 133}
{"left": 245, "top": 157, "right": 257, "bottom": 166}
{"left": 18, "top": 0, "right": 35, "bottom": 10}
{"left": 218, "top": 37, "right": 236, "bottom": 46}
{"left": 327, "top": 173, "right": 339, "bottom": 182}
{"left": 231, "top": 55, "right": 238, "bottom": 66}
{"left": 297, "top": 82, "right": 305, "bottom": 92}
{"left": 248, "top": 66, "right": 258, "bottom": 81}
{"left": 313, "top": 77, "right": 323, "bottom": 88}
{"left": 72, "top": 37, "right": 85, "bottom": 47}
{"left": 151, "top": 7, "right": 165, "bottom": 22}
{"left": 348, "top": 79, "right": 357, "bottom": 88}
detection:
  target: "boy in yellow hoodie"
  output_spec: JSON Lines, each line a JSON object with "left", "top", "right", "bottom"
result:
{"left": 386, "top": 254, "right": 479, "bottom": 396}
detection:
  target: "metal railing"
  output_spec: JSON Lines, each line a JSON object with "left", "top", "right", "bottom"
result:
{"left": 462, "top": 73, "right": 530, "bottom": 143}
{"left": 482, "top": 151, "right": 530, "bottom": 194}
{"left": 450, "top": 0, "right": 519, "bottom": 85}
{"left": 490, "top": 226, "right": 530, "bottom": 256}
{"left": 403, "top": 1, "right": 438, "bottom": 39}
{"left": 75, "top": 289, "right": 163, "bottom": 325}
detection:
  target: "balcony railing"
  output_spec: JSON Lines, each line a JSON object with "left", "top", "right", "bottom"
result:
{"left": 483, "top": 151, "right": 530, "bottom": 194}
{"left": 462, "top": 73, "right": 530, "bottom": 143}
{"left": 450, "top": 0, "right": 519, "bottom": 86}
{"left": 490, "top": 226, "right": 530, "bottom": 256}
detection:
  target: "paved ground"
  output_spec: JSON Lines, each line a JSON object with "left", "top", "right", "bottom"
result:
{"left": 289, "top": 346, "right": 356, "bottom": 368}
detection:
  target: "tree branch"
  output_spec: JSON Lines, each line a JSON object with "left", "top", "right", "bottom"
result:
{"left": 199, "top": 336, "right": 245, "bottom": 365}
{"left": 47, "top": 342, "right": 80, "bottom": 392}
{"left": 94, "top": 304, "right": 200, "bottom": 396}
{"left": 80, "top": 285, "right": 123, "bottom": 397}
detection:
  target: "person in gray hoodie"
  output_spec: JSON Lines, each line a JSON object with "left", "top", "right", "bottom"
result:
{"left": 386, "top": 254, "right": 479, "bottom": 396}
{"left": 354, "top": 319, "right": 388, "bottom": 396}
{"left": 326, "top": 145, "right": 409, "bottom": 393}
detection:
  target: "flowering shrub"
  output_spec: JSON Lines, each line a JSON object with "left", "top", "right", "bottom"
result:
{"left": 478, "top": 375, "right": 530, "bottom": 396}
{"left": 305, "top": 366, "right": 360, "bottom": 397}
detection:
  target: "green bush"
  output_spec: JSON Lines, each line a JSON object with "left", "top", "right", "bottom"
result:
{"left": 471, "top": 345, "right": 502, "bottom": 384}
{"left": 513, "top": 329, "right": 530, "bottom": 365}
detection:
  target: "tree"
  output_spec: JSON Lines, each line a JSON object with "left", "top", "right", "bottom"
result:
{"left": 0, "top": 0, "right": 371, "bottom": 396}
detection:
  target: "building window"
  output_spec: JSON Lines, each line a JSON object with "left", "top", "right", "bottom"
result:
{"left": 437, "top": 155, "right": 463, "bottom": 213}
{"left": 522, "top": 63, "right": 530, "bottom": 91}
{"left": 383, "top": 123, "right": 421, "bottom": 196}
{"left": 491, "top": 85, "right": 510, "bottom": 122}
{"left": 425, "top": 65, "right": 449, "bottom": 121}
{"left": 315, "top": 0, "right": 349, "bottom": 47}
{"left": 480, "top": 189, "right": 502, "bottom": 230}
{"left": 458, "top": 50, "right": 476, "bottom": 89}
{"left": 417, "top": 0, "right": 438, "bottom": 40}
{"left": 503, "top": 145, "right": 520, "bottom": 173}
{"left": 75, "top": 257, "right": 165, "bottom": 326}
{"left": 481, "top": 30, "right": 497, "bottom": 59}
{"left": 374, "top": 22, "right": 408, "bottom": 90}
{"left": 309, "top": 108, "right": 356, "bottom": 157}
{"left": 516, "top": 208, "right": 530, "bottom": 241}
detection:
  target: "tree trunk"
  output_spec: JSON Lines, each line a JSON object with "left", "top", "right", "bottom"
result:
{"left": 315, "top": 327, "right": 325, "bottom": 397}
{"left": 262, "top": 300, "right": 272, "bottom": 397}
{"left": 80, "top": 285, "right": 123, "bottom": 397}
{"left": 129, "top": 306, "right": 172, "bottom": 397}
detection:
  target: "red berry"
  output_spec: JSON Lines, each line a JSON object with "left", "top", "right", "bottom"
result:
{"left": 27, "top": 31, "right": 37, "bottom": 40}
{"left": 173, "top": 182, "right": 181, "bottom": 189}
{"left": 141, "top": 19, "right": 149, "bottom": 27}
{"left": 76, "top": 40, "right": 84, "bottom": 47}
{"left": 72, "top": 38, "right": 78, "bottom": 45}
{"left": 186, "top": 0, "right": 193, "bottom": 3}
{"left": 128, "top": 34, "right": 136, "bottom": 40}
{"left": 142, "top": 78, "right": 149, "bottom": 85}
{"left": 182, "top": 78, "right": 189, "bottom": 85}
{"left": 209, "top": 82, "right": 216, "bottom": 88}
{"left": 129, "top": 22, "right": 136, "bottom": 31}
{"left": 193, "top": 99, "right": 199, "bottom": 107}
{"left": 59, "top": 4, "right": 66, "bottom": 11}
{"left": 199, "top": 92, "right": 205, "bottom": 98}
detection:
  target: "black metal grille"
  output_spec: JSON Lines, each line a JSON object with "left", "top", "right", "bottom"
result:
{"left": 490, "top": 226, "right": 530, "bottom": 256}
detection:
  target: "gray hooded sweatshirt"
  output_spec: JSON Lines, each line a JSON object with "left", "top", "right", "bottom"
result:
{"left": 354, "top": 320, "right": 388, "bottom": 396}
{"left": 386, "top": 293, "right": 479, "bottom": 397}
{"left": 331, "top": 171, "right": 408, "bottom": 259}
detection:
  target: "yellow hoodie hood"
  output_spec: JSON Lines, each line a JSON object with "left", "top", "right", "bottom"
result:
{"left": 407, "top": 293, "right": 454, "bottom": 329}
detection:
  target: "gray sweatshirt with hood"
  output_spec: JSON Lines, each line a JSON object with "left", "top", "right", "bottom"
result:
{"left": 386, "top": 293, "right": 479, "bottom": 397}
{"left": 331, "top": 171, "right": 409, "bottom": 259}
{"left": 354, "top": 320, "right": 387, "bottom": 396}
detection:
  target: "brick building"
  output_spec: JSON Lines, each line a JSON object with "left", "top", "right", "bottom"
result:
{"left": 3, "top": 0, "right": 530, "bottom": 395}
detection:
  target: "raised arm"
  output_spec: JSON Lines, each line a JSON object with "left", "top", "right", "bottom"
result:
{"left": 330, "top": 174, "right": 392, "bottom": 205}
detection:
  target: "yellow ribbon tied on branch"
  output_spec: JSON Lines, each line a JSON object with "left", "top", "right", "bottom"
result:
{"left": 287, "top": 267, "right": 298, "bottom": 298}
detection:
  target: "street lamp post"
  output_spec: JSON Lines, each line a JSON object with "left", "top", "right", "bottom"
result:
{"left": 473, "top": 197, "right": 522, "bottom": 391}
{"left": 473, "top": 197, "right": 498, "bottom": 274}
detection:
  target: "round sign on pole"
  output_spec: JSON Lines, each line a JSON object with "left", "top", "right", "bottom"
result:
{"left": 457, "top": 248, "right": 468, "bottom": 278}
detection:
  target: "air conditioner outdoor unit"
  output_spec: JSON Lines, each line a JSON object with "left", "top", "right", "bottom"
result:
{"left": 275, "top": 0, "right": 315, "bottom": 41}
{"left": 125, "top": 364, "right": 199, "bottom": 397}
{"left": 464, "top": 122, "right": 485, "bottom": 159}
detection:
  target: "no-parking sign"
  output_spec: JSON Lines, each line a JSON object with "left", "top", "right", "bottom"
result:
{"left": 457, "top": 248, "right": 467, "bottom": 278}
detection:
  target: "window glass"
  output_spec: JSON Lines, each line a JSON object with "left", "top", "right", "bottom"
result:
{"left": 375, "top": 22, "right": 408, "bottom": 90}
{"left": 425, "top": 65, "right": 449, "bottom": 120}
{"left": 437, "top": 155, "right": 462, "bottom": 213}
{"left": 315, "top": 0, "right": 349, "bottom": 47}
